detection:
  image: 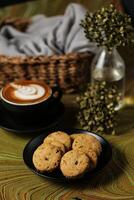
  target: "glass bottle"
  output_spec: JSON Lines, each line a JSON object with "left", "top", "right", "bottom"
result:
{"left": 91, "top": 47, "right": 125, "bottom": 110}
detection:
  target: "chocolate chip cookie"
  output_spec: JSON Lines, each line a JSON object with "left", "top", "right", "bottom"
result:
{"left": 60, "top": 150, "right": 90, "bottom": 179}
{"left": 32, "top": 143, "right": 62, "bottom": 172}
{"left": 44, "top": 131, "right": 71, "bottom": 151}
{"left": 72, "top": 134, "right": 102, "bottom": 156}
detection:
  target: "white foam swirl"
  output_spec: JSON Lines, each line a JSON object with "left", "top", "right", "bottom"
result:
{"left": 11, "top": 83, "right": 45, "bottom": 100}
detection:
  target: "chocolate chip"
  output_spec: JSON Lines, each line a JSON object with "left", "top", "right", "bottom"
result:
{"left": 75, "top": 161, "right": 78, "bottom": 165}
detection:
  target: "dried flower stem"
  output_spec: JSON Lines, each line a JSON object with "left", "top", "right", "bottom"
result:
{"left": 76, "top": 82, "right": 119, "bottom": 135}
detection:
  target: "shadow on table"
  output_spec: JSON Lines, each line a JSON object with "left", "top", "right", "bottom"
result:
{"left": 9, "top": 103, "right": 78, "bottom": 141}
{"left": 56, "top": 105, "right": 78, "bottom": 129}
{"left": 116, "top": 105, "right": 134, "bottom": 135}
{"left": 16, "top": 105, "right": 134, "bottom": 139}
{"left": 82, "top": 145, "right": 127, "bottom": 188}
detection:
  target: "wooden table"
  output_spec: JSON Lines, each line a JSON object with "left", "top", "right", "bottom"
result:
{"left": 0, "top": 46, "right": 134, "bottom": 200}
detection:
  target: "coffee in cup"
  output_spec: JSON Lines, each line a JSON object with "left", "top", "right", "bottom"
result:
{"left": 0, "top": 80, "right": 62, "bottom": 124}
{"left": 1, "top": 80, "right": 52, "bottom": 106}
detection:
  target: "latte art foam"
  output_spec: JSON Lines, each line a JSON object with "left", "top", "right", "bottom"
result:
{"left": 1, "top": 80, "right": 52, "bottom": 105}
{"left": 11, "top": 83, "right": 45, "bottom": 101}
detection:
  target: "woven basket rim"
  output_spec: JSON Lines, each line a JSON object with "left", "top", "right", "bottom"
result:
{"left": 0, "top": 52, "right": 94, "bottom": 64}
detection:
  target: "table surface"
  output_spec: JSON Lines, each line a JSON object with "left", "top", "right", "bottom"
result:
{"left": 0, "top": 47, "right": 134, "bottom": 200}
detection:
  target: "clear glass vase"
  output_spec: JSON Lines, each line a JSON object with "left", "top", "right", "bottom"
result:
{"left": 91, "top": 47, "right": 125, "bottom": 110}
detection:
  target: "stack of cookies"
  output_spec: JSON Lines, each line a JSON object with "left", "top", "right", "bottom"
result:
{"left": 32, "top": 131, "right": 102, "bottom": 179}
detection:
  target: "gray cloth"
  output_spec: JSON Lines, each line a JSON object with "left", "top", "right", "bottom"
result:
{"left": 0, "top": 3, "right": 97, "bottom": 56}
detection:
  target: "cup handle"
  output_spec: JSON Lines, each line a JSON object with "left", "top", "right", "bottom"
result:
{"left": 52, "top": 85, "right": 62, "bottom": 102}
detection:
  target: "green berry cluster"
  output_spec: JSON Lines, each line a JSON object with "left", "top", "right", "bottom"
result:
{"left": 76, "top": 81, "right": 119, "bottom": 135}
{"left": 80, "top": 4, "right": 132, "bottom": 50}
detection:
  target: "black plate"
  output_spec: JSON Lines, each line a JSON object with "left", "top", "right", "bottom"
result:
{"left": 23, "top": 129, "right": 112, "bottom": 182}
{"left": 0, "top": 101, "right": 64, "bottom": 134}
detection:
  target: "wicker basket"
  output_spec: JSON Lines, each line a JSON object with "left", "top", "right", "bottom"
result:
{"left": 0, "top": 18, "right": 94, "bottom": 93}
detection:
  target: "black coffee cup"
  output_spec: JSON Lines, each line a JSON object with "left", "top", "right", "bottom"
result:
{"left": 0, "top": 80, "right": 62, "bottom": 124}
